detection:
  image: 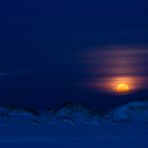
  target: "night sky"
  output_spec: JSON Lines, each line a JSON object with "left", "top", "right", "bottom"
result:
{"left": 0, "top": 0, "right": 147, "bottom": 111}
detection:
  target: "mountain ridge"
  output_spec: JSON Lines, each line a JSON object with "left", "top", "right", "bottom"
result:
{"left": 0, "top": 100, "right": 148, "bottom": 126}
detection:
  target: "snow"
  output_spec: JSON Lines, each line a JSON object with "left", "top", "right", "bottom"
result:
{"left": 0, "top": 101, "right": 148, "bottom": 125}
{"left": 0, "top": 101, "right": 148, "bottom": 147}
{"left": 0, "top": 106, "right": 11, "bottom": 117}
{"left": 108, "top": 101, "right": 148, "bottom": 123}
{"left": 48, "top": 103, "right": 101, "bottom": 125}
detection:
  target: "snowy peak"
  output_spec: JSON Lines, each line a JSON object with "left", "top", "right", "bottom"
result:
{"left": 108, "top": 101, "right": 148, "bottom": 122}
{"left": 38, "top": 103, "right": 102, "bottom": 125}
{"left": 53, "top": 103, "right": 92, "bottom": 118}
{"left": 8, "top": 108, "right": 37, "bottom": 120}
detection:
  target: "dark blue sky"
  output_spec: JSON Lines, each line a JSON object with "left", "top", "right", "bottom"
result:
{"left": 0, "top": 0, "right": 147, "bottom": 110}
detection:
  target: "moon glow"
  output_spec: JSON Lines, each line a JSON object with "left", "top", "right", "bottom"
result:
{"left": 81, "top": 45, "right": 148, "bottom": 94}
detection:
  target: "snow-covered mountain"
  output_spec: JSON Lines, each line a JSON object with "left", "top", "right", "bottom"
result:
{"left": 107, "top": 101, "right": 148, "bottom": 123}
{"left": 39, "top": 103, "right": 101, "bottom": 125}
{"left": 0, "top": 100, "right": 148, "bottom": 126}
{"left": 0, "top": 106, "right": 39, "bottom": 125}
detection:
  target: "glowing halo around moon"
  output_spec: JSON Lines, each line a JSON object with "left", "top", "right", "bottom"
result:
{"left": 84, "top": 76, "right": 140, "bottom": 94}
{"left": 80, "top": 45, "right": 148, "bottom": 94}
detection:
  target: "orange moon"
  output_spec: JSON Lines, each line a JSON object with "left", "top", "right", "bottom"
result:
{"left": 116, "top": 83, "right": 129, "bottom": 93}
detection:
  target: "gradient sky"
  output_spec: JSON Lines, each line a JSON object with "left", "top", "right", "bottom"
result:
{"left": 0, "top": 0, "right": 147, "bottom": 110}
